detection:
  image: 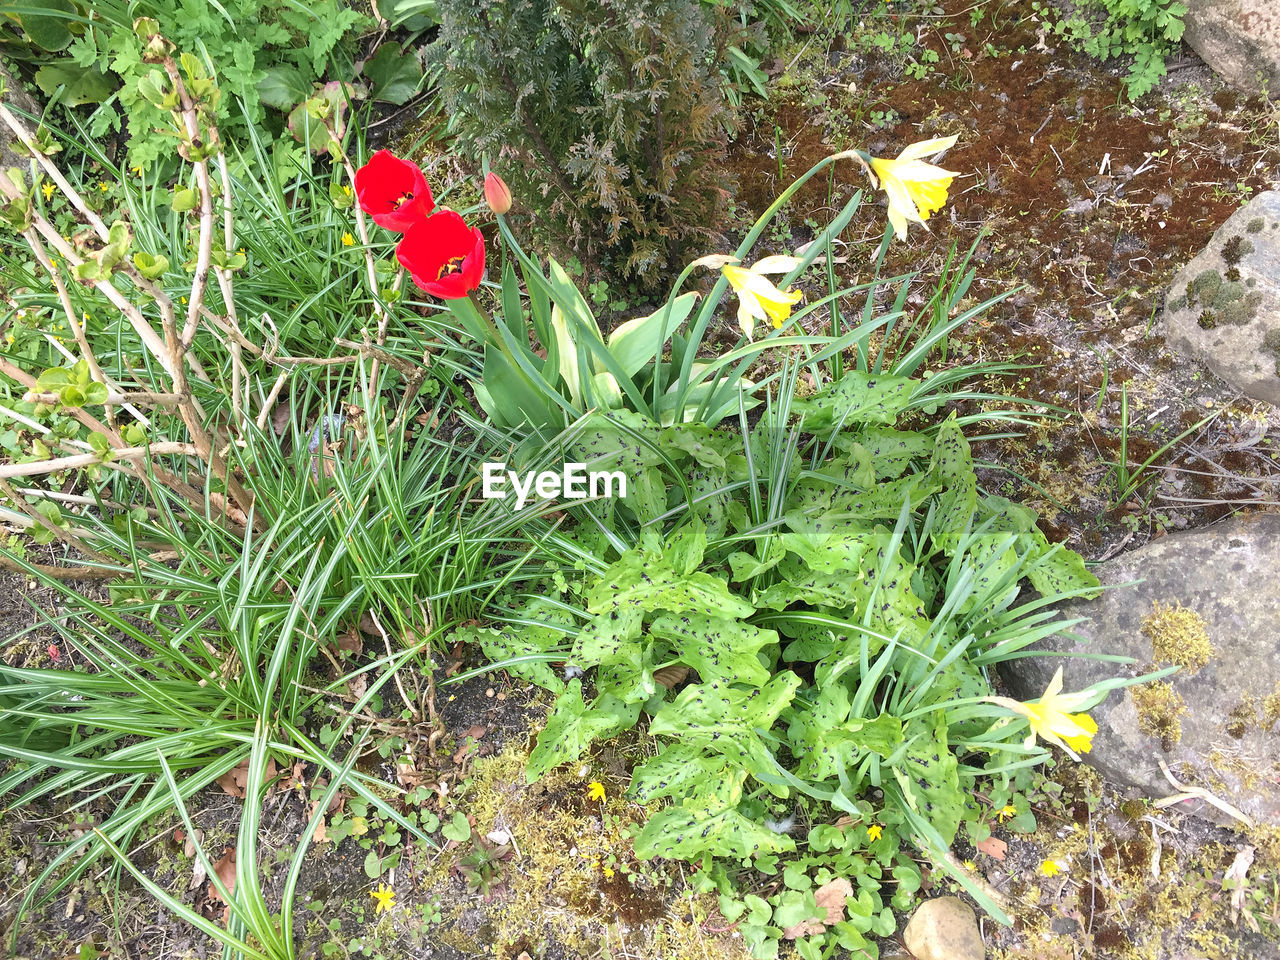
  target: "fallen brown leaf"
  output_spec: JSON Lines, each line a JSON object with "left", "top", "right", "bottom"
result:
{"left": 653, "top": 665, "right": 690, "bottom": 689}
{"left": 783, "top": 877, "right": 852, "bottom": 939}
{"left": 208, "top": 847, "right": 237, "bottom": 905}
{"left": 975, "top": 836, "right": 1007, "bottom": 861}
{"left": 215, "top": 757, "right": 278, "bottom": 798}
{"left": 813, "top": 877, "right": 853, "bottom": 925}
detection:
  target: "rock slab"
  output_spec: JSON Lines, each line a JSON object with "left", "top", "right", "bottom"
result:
{"left": 1163, "top": 190, "right": 1280, "bottom": 406}
{"left": 903, "top": 895, "right": 984, "bottom": 960}
{"left": 1000, "top": 512, "right": 1280, "bottom": 828}
{"left": 1182, "top": 0, "right": 1280, "bottom": 97}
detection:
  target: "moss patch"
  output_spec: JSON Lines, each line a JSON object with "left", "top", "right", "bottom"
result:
{"left": 1141, "top": 601, "right": 1214, "bottom": 671}
{"left": 1132, "top": 681, "right": 1186, "bottom": 750}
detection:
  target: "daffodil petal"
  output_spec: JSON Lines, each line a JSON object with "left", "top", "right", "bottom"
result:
{"left": 895, "top": 134, "right": 959, "bottom": 162}
{"left": 750, "top": 255, "right": 804, "bottom": 275}
{"left": 883, "top": 159, "right": 959, "bottom": 182}
{"left": 737, "top": 295, "right": 760, "bottom": 340}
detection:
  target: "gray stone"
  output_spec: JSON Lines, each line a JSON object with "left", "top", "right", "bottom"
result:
{"left": 902, "top": 896, "right": 984, "bottom": 960}
{"left": 999, "top": 512, "right": 1280, "bottom": 829}
{"left": 1183, "top": 0, "right": 1280, "bottom": 97}
{"left": 1162, "top": 191, "right": 1280, "bottom": 406}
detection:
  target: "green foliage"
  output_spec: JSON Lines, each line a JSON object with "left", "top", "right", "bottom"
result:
{"left": 462, "top": 369, "right": 1154, "bottom": 956}
{"left": 1034, "top": 0, "right": 1187, "bottom": 99}
{"left": 0, "top": 0, "right": 372, "bottom": 167}
{"left": 428, "top": 0, "right": 739, "bottom": 282}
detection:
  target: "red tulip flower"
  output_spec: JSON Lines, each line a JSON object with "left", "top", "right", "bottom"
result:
{"left": 354, "top": 150, "right": 434, "bottom": 232}
{"left": 397, "top": 210, "right": 486, "bottom": 299}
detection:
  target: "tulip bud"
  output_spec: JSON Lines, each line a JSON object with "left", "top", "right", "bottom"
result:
{"left": 484, "top": 172, "right": 512, "bottom": 215}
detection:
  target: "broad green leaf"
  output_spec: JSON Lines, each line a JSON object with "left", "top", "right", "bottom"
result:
{"left": 19, "top": 0, "right": 75, "bottom": 52}
{"left": 585, "top": 547, "right": 753, "bottom": 619}
{"left": 257, "top": 64, "right": 310, "bottom": 111}
{"left": 792, "top": 371, "right": 916, "bottom": 434}
{"left": 929, "top": 416, "right": 977, "bottom": 551}
{"left": 629, "top": 744, "right": 743, "bottom": 805}
{"left": 894, "top": 718, "right": 963, "bottom": 845}
{"left": 648, "top": 672, "right": 801, "bottom": 776}
{"left": 846, "top": 426, "right": 933, "bottom": 479}
{"left": 34, "top": 61, "right": 112, "bottom": 106}
{"left": 526, "top": 680, "right": 639, "bottom": 781}
{"left": 648, "top": 612, "right": 775, "bottom": 686}
{"left": 363, "top": 41, "right": 422, "bottom": 104}
{"left": 1025, "top": 531, "right": 1101, "bottom": 600}
{"left": 453, "top": 624, "right": 565, "bottom": 693}
{"left": 633, "top": 801, "right": 795, "bottom": 861}
{"left": 569, "top": 607, "right": 643, "bottom": 666}
{"left": 606, "top": 292, "right": 697, "bottom": 377}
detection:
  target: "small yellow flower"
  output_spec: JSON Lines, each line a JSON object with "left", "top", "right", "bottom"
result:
{"left": 998, "top": 805, "right": 1017, "bottom": 823}
{"left": 867, "top": 824, "right": 883, "bottom": 842}
{"left": 720, "top": 255, "right": 804, "bottom": 340}
{"left": 41, "top": 182, "right": 55, "bottom": 202}
{"left": 342, "top": 232, "right": 355, "bottom": 247}
{"left": 370, "top": 883, "right": 395, "bottom": 914}
{"left": 868, "top": 135, "right": 960, "bottom": 241}
{"left": 1039, "top": 859, "right": 1062, "bottom": 877}
{"left": 131, "top": 166, "right": 143, "bottom": 177}
{"left": 587, "top": 781, "right": 605, "bottom": 802}
{"left": 342, "top": 184, "right": 353, "bottom": 197}
{"left": 97, "top": 181, "right": 109, "bottom": 193}
{"left": 963, "top": 859, "right": 977, "bottom": 870}
{"left": 985, "top": 666, "right": 1098, "bottom": 761}
{"left": 603, "top": 865, "right": 615, "bottom": 880}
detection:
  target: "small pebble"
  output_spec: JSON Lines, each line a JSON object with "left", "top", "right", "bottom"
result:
{"left": 485, "top": 688, "right": 494, "bottom": 698}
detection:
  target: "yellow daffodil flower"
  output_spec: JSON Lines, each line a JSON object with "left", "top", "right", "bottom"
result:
{"left": 721, "top": 255, "right": 804, "bottom": 340}
{"left": 867, "top": 823, "right": 883, "bottom": 842}
{"left": 868, "top": 135, "right": 960, "bottom": 241}
{"left": 342, "top": 232, "right": 355, "bottom": 247}
{"left": 1039, "top": 859, "right": 1062, "bottom": 878}
{"left": 41, "top": 182, "right": 55, "bottom": 202}
{"left": 985, "top": 666, "right": 1098, "bottom": 761}
{"left": 997, "top": 805, "right": 1017, "bottom": 823}
{"left": 370, "top": 883, "right": 395, "bottom": 914}
{"left": 587, "top": 781, "right": 605, "bottom": 802}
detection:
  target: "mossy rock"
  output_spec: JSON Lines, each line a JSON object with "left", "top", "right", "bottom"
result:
{"left": 999, "top": 512, "right": 1280, "bottom": 829}
{"left": 1162, "top": 190, "right": 1280, "bottom": 405}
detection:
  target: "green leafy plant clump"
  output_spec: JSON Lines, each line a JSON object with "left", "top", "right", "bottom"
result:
{"left": 1035, "top": 0, "right": 1187, "bottom": 99}
{"left": 0, "top": 0, "right": 371, "bottom": 167}
{"left": 429, "top": 0, "right": 740, "bottom": 283}
{"left": 456, "top": 377, "right": 1150, "bottom": 957}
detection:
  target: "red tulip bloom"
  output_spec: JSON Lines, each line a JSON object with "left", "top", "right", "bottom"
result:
{"left": 397, "top": 210, "right": 485, "bottom": 299}
{"left": 355, "top": 150, "right": 434, "bottom": 232}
